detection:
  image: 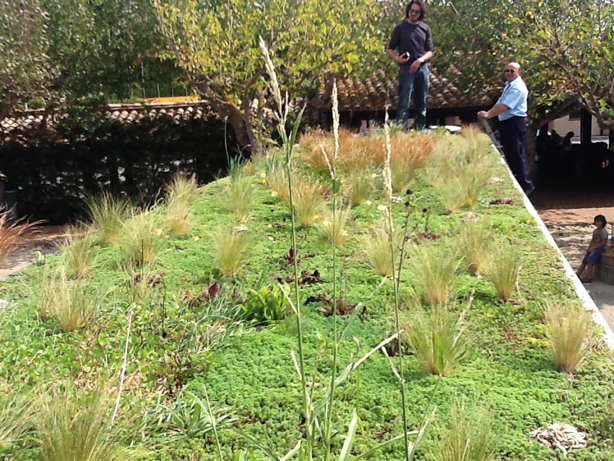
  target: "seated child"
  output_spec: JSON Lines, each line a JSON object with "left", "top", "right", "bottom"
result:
{"left": 576, "top": 214, "right": 609, "bottom": 283}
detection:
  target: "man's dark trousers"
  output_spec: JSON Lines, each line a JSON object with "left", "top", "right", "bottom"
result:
{"left": 397, "top": 63, "right": 429, "bottom": 127}
{"left": 498, "top": 116, "right": 534, "bottom": 192}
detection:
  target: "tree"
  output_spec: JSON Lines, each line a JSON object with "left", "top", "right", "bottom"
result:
{"left": 153, "top": 0, "right": 386, "bottom": 149}
{"left": 0, "top": 0, "right": 55, "bottom": 120}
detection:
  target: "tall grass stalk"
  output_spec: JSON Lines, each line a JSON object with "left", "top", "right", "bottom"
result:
{"left": 226, "top": 176, "right": 254, "bottom": 222}
{"left": 384, "top": 112, "right": 412, "bottom": 461}
{"left": 166, "top": 174, "right": 198, "bottom": 235}
{"left": 546, "top": 302, "right": 591, "bottom": 373}
{"left": 0, "top": 211, "right": 36, "bottom": 266}
{"left": 411, "top": 245, "right": 459, "bottom": 306}
{"left": 484, "top": 244, "right": 521, "bottom": 301}
{"left": 428, "top": 399, "right": 495, "bottom": 461}
{"left": 60, "top": 228, "right": 98, "bottom": 279}
{"left": 85, "top": 192, "right": 129, "bottom": 245}
{"left": 259, "top": 36, "right": 311, "bottom": 458}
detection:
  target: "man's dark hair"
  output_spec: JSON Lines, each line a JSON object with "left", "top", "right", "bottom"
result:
{"left": 405, "top": 0, "right": 427, "bottom": 20}
{"left": 595, "top": 214, "right": 608, "bottom": 226}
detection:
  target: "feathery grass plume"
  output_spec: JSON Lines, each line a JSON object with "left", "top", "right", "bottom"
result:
{"left": 546, "top": 301, "right": 591, "bottom": 373}
{"left": 265, "top": 158, "right": 293, "bottom": 205}
{"left": 458, "top": 220, "right": 491, "bottom": 275}
{"left": 343, "top": 171, "right": 372, "bottom": 206}
{"left": 404, "top": 301, "right": 472, "bottom": 376}
{"left": 292, "top": 179, "right": 326, "bottom": 227}
{"left": 411, "top": 245, "right": 460, "bottom": 306}
{"left": 483, "top": 243, "right": 521, "bottom": 301}
{"left": 166, "top": 174, "right": 198, "bottom": 235}
{"left": 0, "top": 210, "right": 36, "bottom": 266}
{"left": 428, "top": 399, "right": 495, "bottom": 461}
{"left": 60, "top": 227, "right": 98, "bottom": 279}
{"left": 363, "top": 226, "right": 398, "bottom": 277}
{"left": 119, "top": 211, "right": 164, "bottom": 268}
{"left": 0, "top": 386, "right": 32, "bottom": 450}
{"left": 213, "top": 227, "right": 252, "bottom": 278}
{"left": 39, "top": 265, "right": 96, "bottom": 332}
{"left": 225, "top": 176, "right": 253, "bottom": 222}
{"left": 320, "top": 205, "right": 351, "bottom": 245}
{"left": 37, "top": 388, "right": 137, "bottom": 461}
{"left": 85, "top": 192, "right": 129, "bottom": 246}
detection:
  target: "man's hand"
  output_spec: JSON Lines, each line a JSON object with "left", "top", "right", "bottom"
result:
{"left": 409, "top": 60, "right": 421, "bottom": 74}
{"left": 396, "top": 55, "right": 410, "bottom": 65}
{"left": 477, "top": 111, "right": 489, "bottom": 119}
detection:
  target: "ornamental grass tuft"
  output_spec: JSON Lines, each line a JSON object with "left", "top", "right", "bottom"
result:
{"left": 212, "top": 227, "right": 252, "bottom": 278}
{"left": 85, "top": 192, "right": 129, "bottom": 246}
{"left": 225, "top": 176, "right": 254, "bottom": 223}
{"left": 484, "top": 243, "right": 522, "bottom": 301}
{"left": 546, "top": 301, "right": 591, "bottom": 373}
{"left": 60, "top": 228, "right": 98, "bottom": 279}
{"left": 0, "top": 210, "right": 36, "bottom": 266}
{"left": 411, "top": 245, "right": 460, "bottom": 306}
{"left": 166, "top": 174, "right": 198, "bottom": 235}
{"left": 458, "top": 220, "right": 492, "bottom": 276}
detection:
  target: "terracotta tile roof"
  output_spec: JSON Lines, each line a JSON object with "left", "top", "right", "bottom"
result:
{"left": 1, "top": 101, "right": 214, "bottom": 140}
{"left": 318, "top": 69, "right": 500, "bottom": 112}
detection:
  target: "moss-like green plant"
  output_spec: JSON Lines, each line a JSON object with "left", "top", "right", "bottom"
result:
{"left": 458, "top": 220, "right": 491, "bottom": 276}
{"left": 213, "top": 228, "right": 252, "bottom": 278}
{"left": 37, "top": 388, "right": 137, "bottom": 461}
{"left": 484, "top": 243, "right": 521, "bottom": 301}
{"left": 226, "top": 176, "right": 253, "bottom": 223}
{"left": 292, "top": 179, "right": 326, "bottom": 227}
{"left": 428, "top": 399, "right": 495, "bottom": 461}
{"left": 343, "top": 172, "right": 372, "bottom": 206}
{"left": 166, "top": 174, "right": 198, "bottom": 235}
{"left": 119, "top": 212, "right": 164, "bottom": 268}
{"left": 411, "top": 245, "right": 459, "bottom": 306}
{"left": 404, "top": 303, "right": 471, "bottom": 376}
{"left": 39, "top": 265, "right": 96, "bottom": 332}
{"left": 85, "top": 192, "right": 129, "bottom": 246}
{"left": 546, "top": 301, "right": 591, "bottom": 373}
{"left": 60, "top": 228, "right": 98, "bottom": 279}
{"left": 320, "top": 206, "right": 351, "bottom": 245}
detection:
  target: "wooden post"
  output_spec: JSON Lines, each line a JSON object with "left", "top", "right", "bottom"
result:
{"left": 580, "top": 110, "right": 592, "bottom": 146}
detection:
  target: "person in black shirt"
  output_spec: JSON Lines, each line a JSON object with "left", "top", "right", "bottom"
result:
{"left": 387, "top": 0, "right": 434, "bottom": 129}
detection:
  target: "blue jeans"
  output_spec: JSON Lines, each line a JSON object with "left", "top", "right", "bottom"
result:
{"left": 397, "top": 63, "right": 429, "bottom": 127}
{"left": 583, "top": 248, "right": 605, "bottom": 265}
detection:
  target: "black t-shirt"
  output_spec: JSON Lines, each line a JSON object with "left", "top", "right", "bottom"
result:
{"left": 388, "top": 21, "right": 434, "bottom": 65}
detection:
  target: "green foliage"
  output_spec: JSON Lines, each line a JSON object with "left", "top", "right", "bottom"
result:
{"left": 85, "top": 192, "right": 130, "bottom": 246}
{"left": 546, "top": 301, "right": 591, "bottom": 374}
{"left": 404, "top": 303, "right": 472, "bottom": 377}
{"left": 241, "top": 284, "right": 290, "bottom": 325}
{"left": 428, "top": 399, "right": 495, "bottom": 461}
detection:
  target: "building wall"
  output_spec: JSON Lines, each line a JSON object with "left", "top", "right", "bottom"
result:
{"left": 549, "top": 114, "right": 604, "bottom": 137}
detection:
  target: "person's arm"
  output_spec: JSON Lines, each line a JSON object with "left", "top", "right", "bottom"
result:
{"left": 388, "top": 47, "right": 409, "bottom": 64}
{"left": 409, "top": 50, "right": 433, "bottom": 73}
{"left": 477, "top": 103, "right": 510, "bottom": 120}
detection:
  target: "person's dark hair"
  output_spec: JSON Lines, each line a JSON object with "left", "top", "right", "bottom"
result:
{"left": 405, "top": 0, "right": 427, "bottom": 20}
{"left": 595, "top": 215, "right": 607, "bottom": 226}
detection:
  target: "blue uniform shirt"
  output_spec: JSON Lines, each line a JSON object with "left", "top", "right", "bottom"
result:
{"left": 497, "top": 77, "right": 528, "bottom": 121}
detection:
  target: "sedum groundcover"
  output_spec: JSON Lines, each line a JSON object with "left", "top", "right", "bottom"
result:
{"left": 1, "top": 128, "right": 614, "bottom": 461}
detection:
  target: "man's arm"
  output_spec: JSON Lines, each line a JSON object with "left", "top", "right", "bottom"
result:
{"left": 477, "top": 103, "right": 510, "bottom": 120}
{"left": 409, "top": 50, "right": 433, "bottom": 73}
{"left": 388, "top": 47, "right": 409, "bottom": 64}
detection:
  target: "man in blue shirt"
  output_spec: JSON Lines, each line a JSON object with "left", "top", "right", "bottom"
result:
{"left": 478, "top": 62, "right": 534, "bottom": 194}
{"left": 387, "top": 0, "right": 434, "bottom": 129}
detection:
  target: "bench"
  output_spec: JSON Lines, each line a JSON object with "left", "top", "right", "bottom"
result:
{"left": 595, "top": 250, "right": 614, "bottom": 285}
